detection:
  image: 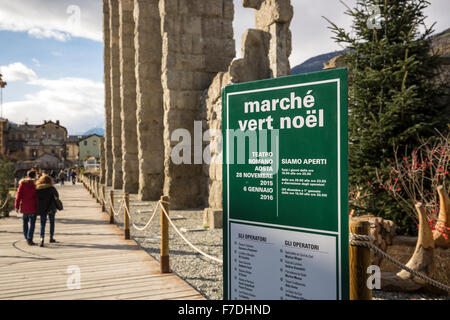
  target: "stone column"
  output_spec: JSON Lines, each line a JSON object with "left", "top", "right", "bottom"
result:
{"left": 109, "top": 0, "right": 123, "bottom": 189}
{"left": 119, "top": 0, "right": 139, "bottom": 194}
{"left": 134, "top": 0, "right": 164, "bottom": 200}
{"left": 103, "top": 0, "right": 112, "bottom": 186}
{"left": 159, "top": 0, "right": 235, "bottom": 209}
{"left": 244, "top": 0, "right": 293, "bottom": 77}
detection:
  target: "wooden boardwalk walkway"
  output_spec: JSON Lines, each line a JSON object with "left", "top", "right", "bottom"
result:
{"left": 0, "top": 184, "right": 204, "bottom": 300}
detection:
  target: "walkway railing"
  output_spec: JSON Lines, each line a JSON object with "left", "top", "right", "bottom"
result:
{"left": 80, "top": 173, "right": 223, "bottom": 273}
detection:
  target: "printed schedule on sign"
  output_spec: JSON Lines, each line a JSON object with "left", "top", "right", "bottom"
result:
{"left": 230, "top": 223, "right": 337, "bottom": 300}
{"left": 223, "top": 69, "right": 349, "bottom": 300}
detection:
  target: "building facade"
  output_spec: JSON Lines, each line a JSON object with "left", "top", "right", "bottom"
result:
{"left": 79, "top": 134, "right": 102, "bottom": 162}
{"left": 6, "top": 120, "right": 67, "bottom": 161}
{"left": 66, "top": 135, "right": 83, "bottom": 166}
{"left": 0, "top": 119, "right": 104, "bottom": 175}
{"left": 1, "top": 120, "right": 68, "bottom": 175}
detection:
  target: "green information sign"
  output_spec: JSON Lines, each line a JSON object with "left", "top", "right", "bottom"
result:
{"left": 223, "top": 68, "right": 349, "bottom": 300}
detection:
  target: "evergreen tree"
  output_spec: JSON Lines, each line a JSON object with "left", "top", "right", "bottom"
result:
{"left": 326, "top": 0, "right": 448, "bottom": 233}
{"left": 0, "top": 158, "right": 14, "bottom": 216}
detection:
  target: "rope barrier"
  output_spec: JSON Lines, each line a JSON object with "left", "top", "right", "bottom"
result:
{"left": 124, "top": 201, "right": 159, "bottom": 231}
{"left": 107, "top": 188, "right": 222, "bottom": 264}
{"left": 160, "top": 203, "right": 223, "bottom": 264}
{"left": 350, "top": 233, "right": 450, "bottom": 293}
{"left": 108, "top": 193, "right": 123, "bottom": 217}
{"left": 98, "top": 187, "right": 105, "bottom": 204}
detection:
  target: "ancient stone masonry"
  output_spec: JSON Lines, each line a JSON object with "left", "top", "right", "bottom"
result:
{"left": 102, "top": 0, "right": 292, "bottom": 212}
{"left": 246, "top": 0, "right": 293, "bottom": 77}
{"left": 103, "top": 0, "right": 113, "bottom": 186}
{"left": 134, "top": 0, "right": 164, "bottom": 201}
{"left": 202, "top": 0, "right": 293, "bottom": 218}
{"left": 119, "top": 0, "right": 139, "bottom": 194}
{"left": 109, "top": 0, "right": 123, "bottom": 189}
{"left": 159, "top": 0, "right": 235, "bottom": 209}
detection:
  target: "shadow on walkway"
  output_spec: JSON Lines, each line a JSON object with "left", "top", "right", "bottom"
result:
{"left": 55, "top": 242, "right": 139, "bottom": 251}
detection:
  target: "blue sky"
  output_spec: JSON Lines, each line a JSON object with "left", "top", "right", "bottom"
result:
{"left": 0, "top": 0, "right": 448, "bottom": 135}
{"left": 0, "top": 0, "right": 104, "bottom": 135}
{"left": 0, "top": 32, "right": 103, "bottom": 100}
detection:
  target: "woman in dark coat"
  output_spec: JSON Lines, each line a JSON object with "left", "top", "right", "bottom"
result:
{"left": 36, "top": 175, "right": 59, "bottom": 247}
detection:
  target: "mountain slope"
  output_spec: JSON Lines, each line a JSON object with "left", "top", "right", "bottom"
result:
{"left": 82, "top": 128, "right": 105, "bottom": 136}
{"left": 291, "top": 50, "right": 344, "bottom": 75}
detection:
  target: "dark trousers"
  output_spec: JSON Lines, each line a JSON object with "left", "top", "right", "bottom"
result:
{"left": 40, "top": 211, "right": 56, "bottom": 239}
{"left": 22, "top": 214, "right": 37, "bottom": 241}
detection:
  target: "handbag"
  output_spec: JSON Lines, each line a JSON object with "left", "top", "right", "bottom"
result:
{"left": 54, "top": 191, "right": 63, "bottom": 211}
{"left": 55, "top": 198, "right": 63, "bottom": 211}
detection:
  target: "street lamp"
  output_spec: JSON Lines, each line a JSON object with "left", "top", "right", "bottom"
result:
{"left": 0, "top": 74, "right": 7, "bottom": 118}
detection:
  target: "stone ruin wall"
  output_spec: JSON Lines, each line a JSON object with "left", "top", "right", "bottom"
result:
{"left": 202, "top": 0, "right": 293, "bottom": 219}
{"left": 101, "top": 0, "right": 293, "bottom": 214}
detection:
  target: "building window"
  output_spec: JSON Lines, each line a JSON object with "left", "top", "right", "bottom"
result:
{"left": 84, "top": 141, "right": 87, "bottom": 146}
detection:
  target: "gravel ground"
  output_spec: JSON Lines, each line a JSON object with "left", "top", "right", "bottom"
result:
{"left": 104, "top": 189, "right": 448, "bottom": 301}
{"left": 372, "top": 290, "right": 449, "bottom": 300}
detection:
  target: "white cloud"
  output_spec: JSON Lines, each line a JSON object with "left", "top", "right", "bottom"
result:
{"left": 0, "top": 62, "right": 37, "bottom": 82}
{"left": 3, "top": 76, "right": 104, "bottom": 134}
{"left": 28, "top": 27, "right": 71, "bottom": 42}
{"left": 0, "top": 0, "right": 102, "bottom": 42}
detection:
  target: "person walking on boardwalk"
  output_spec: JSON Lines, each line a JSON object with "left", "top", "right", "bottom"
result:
{"left": 58, "top": 170, "right": 65, "bottom": 186}
{"left": 36, "top": 175, "right": 59, "bottom": 247}
{"left": 15, "top": 170, "right": 38, "bottom": 246}
{"left": 71, "top": 169, "right": 77, "bottom": 185}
